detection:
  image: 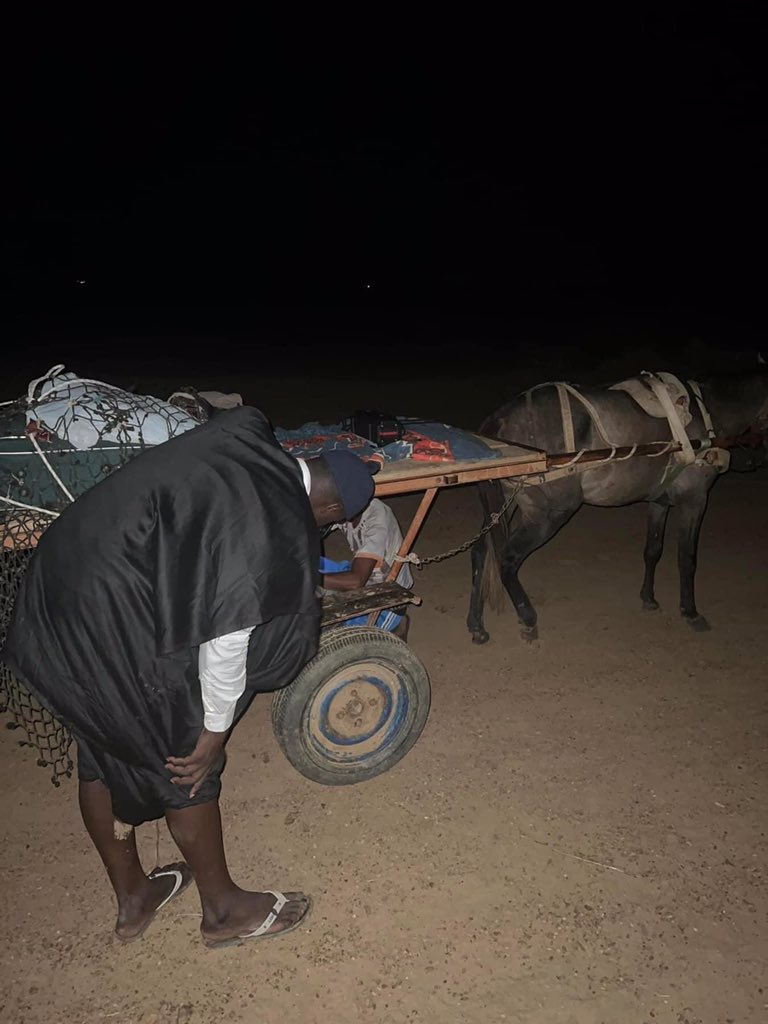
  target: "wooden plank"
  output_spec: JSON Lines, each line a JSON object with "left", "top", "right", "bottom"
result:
{"left": 372, "top": 428, "right": 766, "bottom": 499}
{"left": 375, "top": 452, "right": 547, "bottom": 495}
{"left": 376, "top": 433, "right": 543, "bottom": 475}
{"left": 320, "top": 581, "right": 421, "bottom": 627}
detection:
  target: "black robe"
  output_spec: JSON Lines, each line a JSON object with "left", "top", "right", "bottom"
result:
{"left": 2, "top": 407, "right": 320, "bottom": 825}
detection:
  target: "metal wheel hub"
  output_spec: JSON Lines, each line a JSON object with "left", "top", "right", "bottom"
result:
{"left": 307, "top": 660, "right": 408, "bottom": 763}
{"left": 329, "top": 678, "right": 384, "bottom": 738}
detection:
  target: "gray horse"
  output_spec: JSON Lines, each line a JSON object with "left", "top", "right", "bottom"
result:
{"left": 467, "top": 367, "right": 768, "bottom": 644}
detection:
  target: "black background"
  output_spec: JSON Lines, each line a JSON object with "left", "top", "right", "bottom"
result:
{"left": 3, "top": 8, "right": 766, "bottom": 383}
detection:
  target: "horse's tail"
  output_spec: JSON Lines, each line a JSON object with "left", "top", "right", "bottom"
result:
{"left": 478, "top": 479, "right": 514, "bottom": 614}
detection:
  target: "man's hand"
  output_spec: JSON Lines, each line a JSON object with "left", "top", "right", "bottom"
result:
{"left": 165, "top": 728, "right": 227, "bottom": 798}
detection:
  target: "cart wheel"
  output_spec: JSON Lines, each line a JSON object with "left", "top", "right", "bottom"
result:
{"left": 271, "top": 627, "right": 431, "bottom": 786}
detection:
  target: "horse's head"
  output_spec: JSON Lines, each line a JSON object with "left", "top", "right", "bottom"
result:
{"left": 702, "top": 355, "right": 768, "bottom": 450}
{"left": 756, "top": 353, "right": 768, "bottom": 431}
{"left": 729, "top": 353, "right": 768, "bottom": 471}
{"left": 758, "top": 362, "right": 768, "bottom": 467}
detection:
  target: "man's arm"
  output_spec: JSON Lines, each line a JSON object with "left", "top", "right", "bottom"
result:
{"left": 165, "top": 626, "right": 254, "bottom": 796}
{"left": 322, "top": 556, "right": 378, "bottom": 592}
{"left": 198, "top": 627, "right": 255, "bottom": 731}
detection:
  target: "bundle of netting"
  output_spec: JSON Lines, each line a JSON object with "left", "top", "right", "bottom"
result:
{"left": 0, "top": 366, "right": 205, "bottom": 783}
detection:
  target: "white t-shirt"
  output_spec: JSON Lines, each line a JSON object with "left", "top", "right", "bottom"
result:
{"left": 338, "top": 499, "right": 413, "bottom": 589}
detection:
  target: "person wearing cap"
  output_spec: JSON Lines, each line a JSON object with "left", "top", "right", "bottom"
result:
{"left": 321, "top": 498, "right": 413, "bottom": 638}
{"left": 295, "top": 447, "right": 379, "bottom": 528}
{"left": 3, "top": 407, "right": 375, "bottom": 949}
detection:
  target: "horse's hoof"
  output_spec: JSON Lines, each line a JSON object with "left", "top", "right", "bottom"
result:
{"left": 642, "top": 599, "right": 660, "bottom": 612}
{"left": 520, "top": 624, "right": 538, "bottom": 643}
{"left": 471, "top": 629, "right": 490, "bottom": 645}
{"left": 684, "top": 614, "right": 711, "bottom": 633}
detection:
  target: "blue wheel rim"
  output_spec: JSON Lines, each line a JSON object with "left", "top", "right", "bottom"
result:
{"left": 306, "top": 660, "right": 409, "bottom": 765}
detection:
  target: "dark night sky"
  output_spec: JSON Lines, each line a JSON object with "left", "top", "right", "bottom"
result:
{"left": 3, "top": 7, "right": 766, "bottom": 359}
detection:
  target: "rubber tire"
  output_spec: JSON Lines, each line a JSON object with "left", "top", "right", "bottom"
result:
{"left": 271, "top": 626, "right": 431, "bottom": 786}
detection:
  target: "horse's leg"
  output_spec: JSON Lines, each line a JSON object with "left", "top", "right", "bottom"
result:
{"left": 677, "top": 492, "right": 710, "bottom": 631}
{"left": 640, "top": 501, "right": 669, "bottom": 611}
{"left": 467, "top": 537, "right": 489, "bottom": 644}
{"left": 499, "top": 492, "right": 579, "bottom": 642}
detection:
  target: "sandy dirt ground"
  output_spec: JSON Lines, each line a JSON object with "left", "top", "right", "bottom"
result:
{"left": 1, "top": 376, "right": 766, "bottom": 1024}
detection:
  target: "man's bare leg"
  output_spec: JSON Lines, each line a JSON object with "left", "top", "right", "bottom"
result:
{"left": 165, "top": 800, "right": 309, "bottom": 944}
{"left": 79, "top": 779, "right": 190, "bottom": 939}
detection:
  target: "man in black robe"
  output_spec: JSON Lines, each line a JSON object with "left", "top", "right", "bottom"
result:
{"left": 3, "top": 406, "right": 375, "bottom": 947}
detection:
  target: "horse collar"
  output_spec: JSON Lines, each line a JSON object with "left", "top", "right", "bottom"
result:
{"left": 687, "top": 380, "right": 716, "bottom": 440}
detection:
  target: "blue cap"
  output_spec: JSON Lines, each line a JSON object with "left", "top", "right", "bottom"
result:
{"left": 322, "top": 450, "right": 377, "bottom": 519}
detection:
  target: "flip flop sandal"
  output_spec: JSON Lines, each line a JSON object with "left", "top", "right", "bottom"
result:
{"left": 202, "top": 890, "right": 312, "bottom": 950}
{"left": 115, "top": 862, "right": 194, "bottom": 944}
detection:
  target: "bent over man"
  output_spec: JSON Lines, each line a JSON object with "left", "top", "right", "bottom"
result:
{"left": 3, "top": 407, "right": 374, "bottom": 948}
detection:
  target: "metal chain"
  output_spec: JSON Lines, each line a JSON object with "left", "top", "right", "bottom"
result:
{"left": 396, "top": 485, "right": 519, "bottom": 567}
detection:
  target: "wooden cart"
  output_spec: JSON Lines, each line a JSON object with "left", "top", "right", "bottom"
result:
{"left": 272, "top": 439, "right": 550, "bottom": 785}
{"left": 273, "top": 432, "right": 735, "bottom": 785}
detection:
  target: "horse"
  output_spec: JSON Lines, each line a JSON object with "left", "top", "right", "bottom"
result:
{"left": 467, "top": 364, "right": 768, "bottom": 644}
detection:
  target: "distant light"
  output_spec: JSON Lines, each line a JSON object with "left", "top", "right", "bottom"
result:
{"left": 364, "top": 283, "right": 371, "bottom": 289}
{"left": 75, "top": 279, "right": 86, "bottom": 285}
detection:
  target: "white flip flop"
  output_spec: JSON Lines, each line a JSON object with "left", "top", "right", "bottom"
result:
{"left": 202, "top": 890, "right": 312, "bottom": 949}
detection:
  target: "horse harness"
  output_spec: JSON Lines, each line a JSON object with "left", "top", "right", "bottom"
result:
{"left": 522, "top": 373, "right": 730, "bottom": 492}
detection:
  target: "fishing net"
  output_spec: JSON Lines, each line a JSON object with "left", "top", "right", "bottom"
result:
{"left": 0, "top": 546, "right": 74, "bottom": 782}
{"left": 0, "top": 366, "right": 205, "bottom": 784}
